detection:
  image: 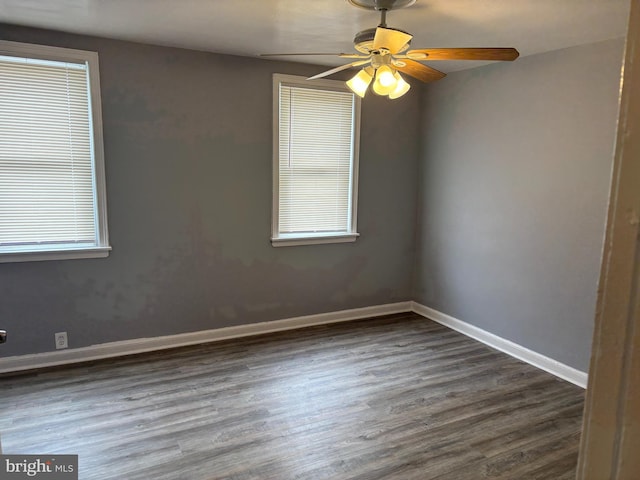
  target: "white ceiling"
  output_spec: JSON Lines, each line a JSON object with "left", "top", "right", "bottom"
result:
{"left": 0, "top": 0, "right": 630, "bottom": 73}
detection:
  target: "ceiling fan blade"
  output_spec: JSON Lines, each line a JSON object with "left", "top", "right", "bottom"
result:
{"left": 394, "top": 59, "right": 446, "bottom": 83}
{"left": 406, "top": 48, "right": 520, "bottom": 61}
{"left": 307, "top": 60, "right": 371, "bottom": 80}
{"left": 373, "top": 27, "right": 413, "bottom": 54}
{"left": 339, "top": 54, "right": 371, "bottom": 59}
{"left": 260, "top": 52, "right": 358, "bottom": 57}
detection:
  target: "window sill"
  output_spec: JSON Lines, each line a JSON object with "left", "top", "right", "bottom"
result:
{"left": 0, "top": 246, "right": 112, "bottom": 263}
{"left": 271, "top": 233, "right": 359, "bottom": 247}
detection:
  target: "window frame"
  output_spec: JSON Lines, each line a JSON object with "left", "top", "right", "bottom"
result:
{"left": 271, "top": 73, "right": 361, "bottom": 247}
{"left": 0, "top": 40, "right": 110, "bottom": 263}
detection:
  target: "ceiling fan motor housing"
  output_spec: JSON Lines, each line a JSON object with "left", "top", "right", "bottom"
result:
{"left": 353, "top": 28, "right": 377, "bottom": 53}
{"left": 353, "top": 27, "right": 411, "bottom": 53}
{"left": 347, "top": 0, "right": 417, "bottom": 11}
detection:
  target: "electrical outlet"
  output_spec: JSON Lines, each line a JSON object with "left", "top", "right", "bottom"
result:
{"left": 55, "top": 332, "right": 68, "bottom": 350}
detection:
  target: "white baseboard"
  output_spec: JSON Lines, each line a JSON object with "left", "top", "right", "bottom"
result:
{"left": 0, "top": 302, "right": 412, "bottom": 374}
{"left": 411, "top": 302, "right": 588, "bottom": 388}
{"left": 0, "top": 301, "right": 589, "bottom": 388}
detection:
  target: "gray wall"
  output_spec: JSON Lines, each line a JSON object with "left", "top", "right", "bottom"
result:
{"left": 0, "top": 24, "right": 421, "bottom": 357}
{"left": 414, "top": 39, "right": 624, "bottom": 371}
{"left": 0, "top": 23, "right": 625, "bottom": 372}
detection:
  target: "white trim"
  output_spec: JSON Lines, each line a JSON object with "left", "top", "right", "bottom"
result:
{"left": 271, "top": 74, "right": 281, "bottom": 241}
{"left": 0, "top": 40, "right": 97, "bottom": 65}
{"left": 0, "top": 246, "right": 111, "bottom": 263}
{"left": 86, "top": 47, "right": 110, "bottom": 252}
{"left": 271, "top": 233, "right": 359, "bottom": 247}
{"left": 0, "top": 302, "right": 412, "bottom": 374}
{"left": 411, "top": 302, "right": 589, "bottom": 388}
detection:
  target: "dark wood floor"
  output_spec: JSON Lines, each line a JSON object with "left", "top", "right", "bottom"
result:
{"left": 0, "top": 313, "right": 585, "bottom": 480}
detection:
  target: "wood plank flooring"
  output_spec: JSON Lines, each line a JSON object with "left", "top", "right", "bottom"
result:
{"left": 0, "top": 313, "right": 585, "bottom": 479}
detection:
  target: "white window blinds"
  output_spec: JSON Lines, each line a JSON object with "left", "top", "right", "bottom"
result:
{"left": 0, "top": 53, "right": 99, "bottom": 251}
{"left": 274, "top": 77, "right": 359, "bottom": 244}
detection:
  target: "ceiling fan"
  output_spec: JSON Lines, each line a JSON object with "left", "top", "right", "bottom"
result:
{"left": 261, "top": 0, "right": 519, "bottom": 99}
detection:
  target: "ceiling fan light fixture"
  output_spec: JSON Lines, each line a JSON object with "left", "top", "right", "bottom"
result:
{"left": 346, "top": 68, "right": 373, "bottom": 97}
{"left": 389, "top": 73, "right": 410, "bottom": 99}
{"left": 376, "top": 65, "right": 396, "bottom": 87}
{"left": 372, "top": 65, "right": 398, "bottom": 95}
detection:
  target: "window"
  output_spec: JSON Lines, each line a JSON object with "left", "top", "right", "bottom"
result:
{"left": 0, "top": 40, "right": 110, "bottom": 262}
{"left": 272, "top": 74, "right": 361, "bottom": 247}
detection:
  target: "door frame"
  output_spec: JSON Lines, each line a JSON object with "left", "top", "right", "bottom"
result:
{"left": 577, "top": 0, "right": 640, "bottom": 477}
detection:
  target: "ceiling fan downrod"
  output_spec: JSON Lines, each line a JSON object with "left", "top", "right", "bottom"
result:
{"left": 379, "top": 9, "right": 387, "bottom": 28}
